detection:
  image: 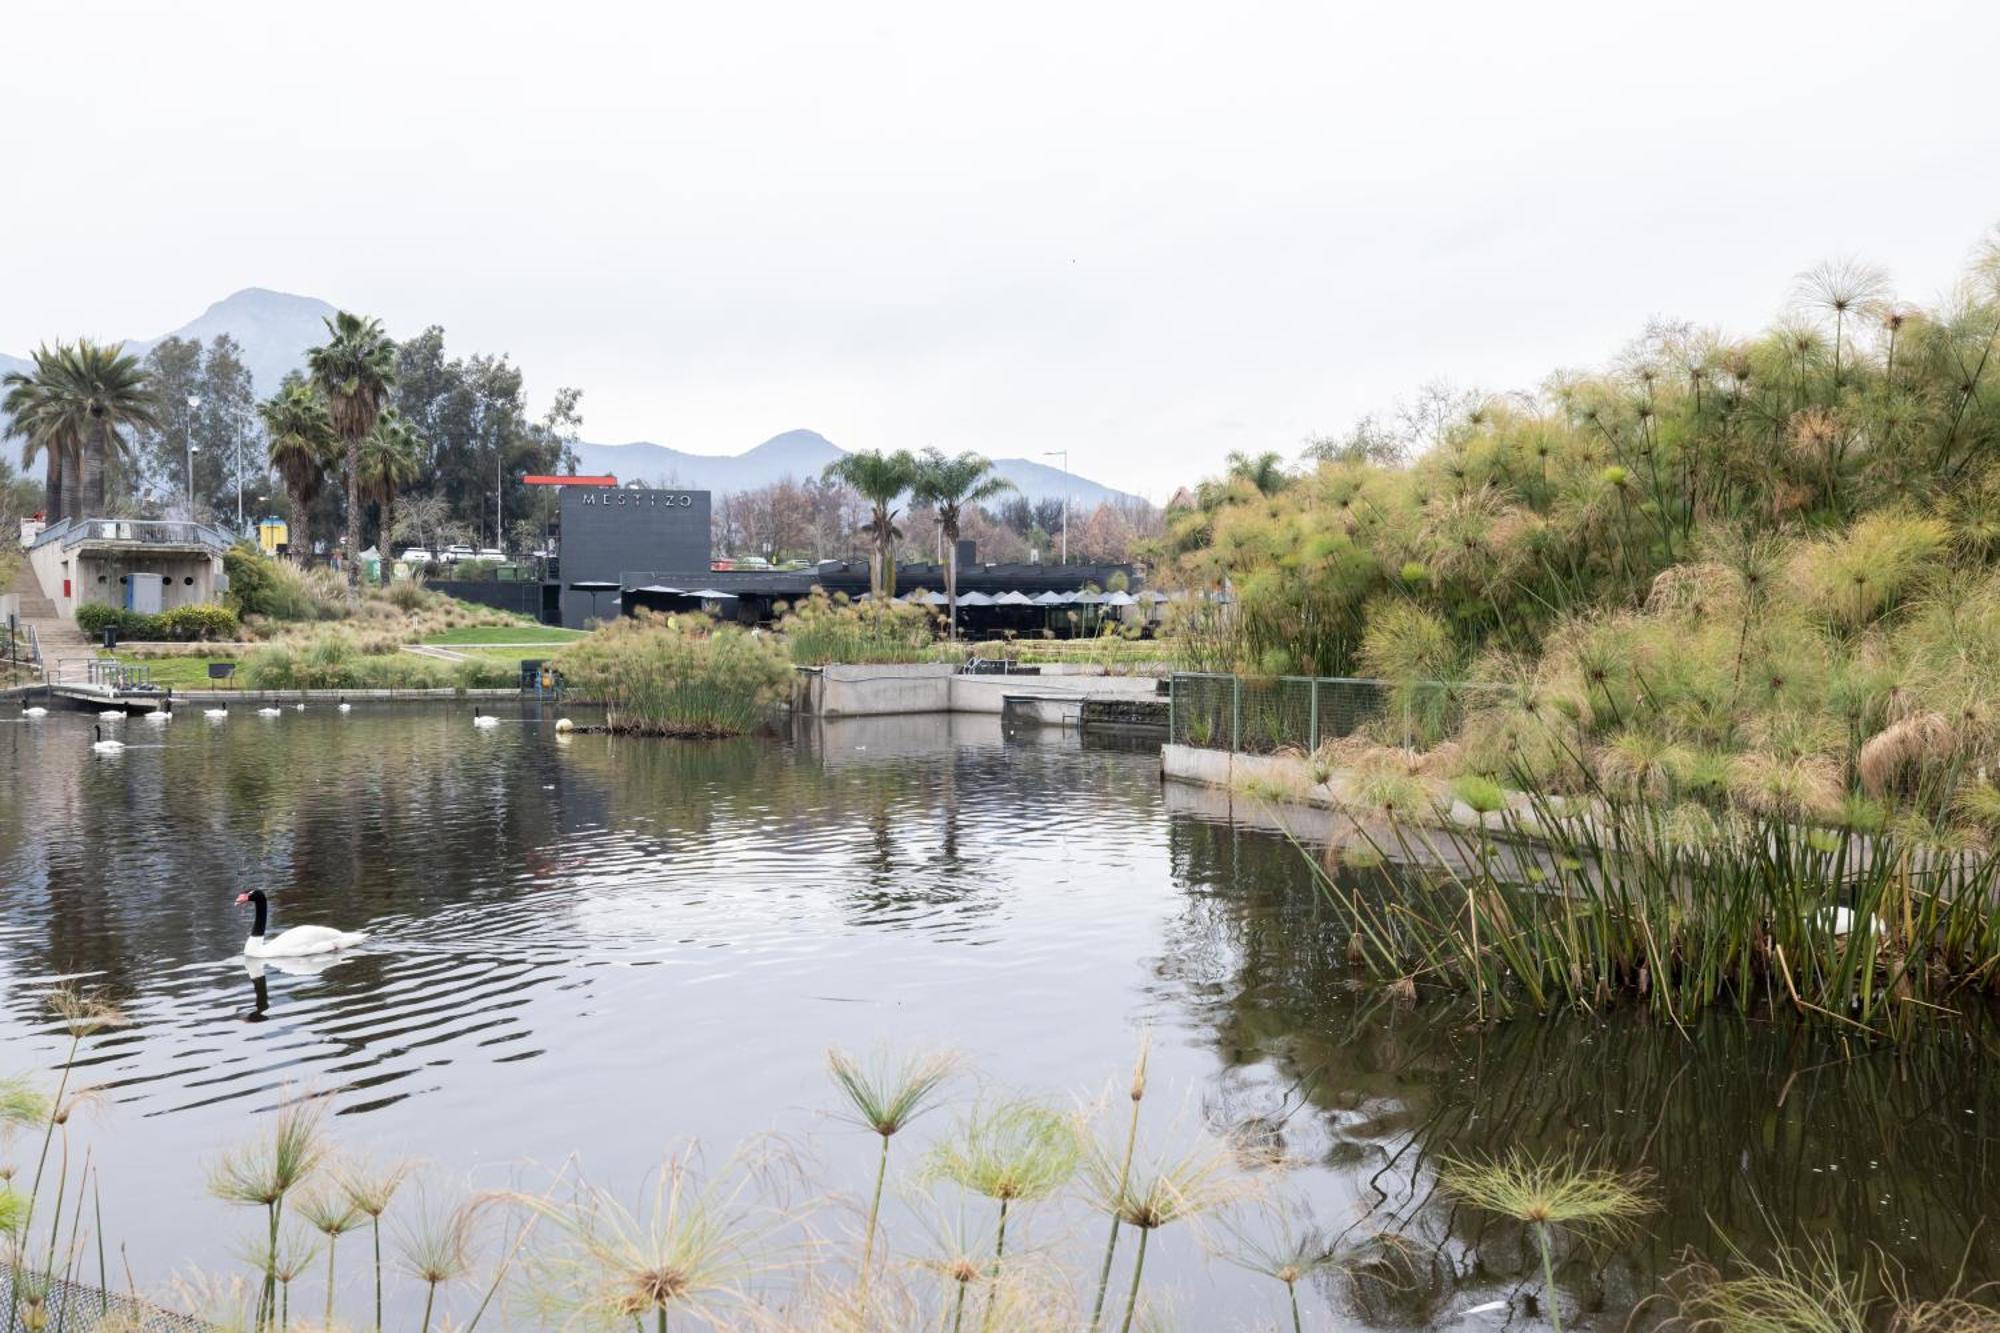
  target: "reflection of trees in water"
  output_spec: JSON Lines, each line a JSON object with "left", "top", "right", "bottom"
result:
{"left": 1163, "top": 813, "right": 2000, "bottom": 1324}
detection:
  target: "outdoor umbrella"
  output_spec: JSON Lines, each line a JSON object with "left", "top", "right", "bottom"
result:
{"left": 1032, "top": 590, "right": 1070, "bottom": 606}
{"left": 994, "top": 591, "right": 1035, "bottom": 606}
{"left": 956, "top": 591, "right": 996, "bottom": 606}
{"left": 1101, "top": 591, "right": 1137, "bottom": 607}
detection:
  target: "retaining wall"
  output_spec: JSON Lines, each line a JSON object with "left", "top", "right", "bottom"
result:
{"left": 795, "top": 663, "right": 1160, "bottom": 719}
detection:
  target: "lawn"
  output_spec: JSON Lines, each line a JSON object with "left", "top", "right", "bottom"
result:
{"left": 420, "top": 624, "right": 585, "bottom": 646}
{"left": 110, "top": 654, "right": 242, "bottom": 689}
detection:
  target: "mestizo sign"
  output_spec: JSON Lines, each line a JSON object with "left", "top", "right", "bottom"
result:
{"left": 579, "top": 490, "right": 697, "bottom": 508}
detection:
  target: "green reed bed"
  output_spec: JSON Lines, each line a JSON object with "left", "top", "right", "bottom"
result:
{"left": 777, "top": 588, "right": 938, "bottom": 665}
{"left": 552, "top": 611, "right": 793, "bottom": 737}
{"left": 1306, "top": 783, "right": 2000, "bottom": 1035}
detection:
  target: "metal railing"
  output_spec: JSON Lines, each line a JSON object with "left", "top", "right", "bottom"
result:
{"left": 1167, "top": 671, "right": 1502, "bottom": 754}
{"left": 57, "top": 518, "right": 233, "bottom": 552}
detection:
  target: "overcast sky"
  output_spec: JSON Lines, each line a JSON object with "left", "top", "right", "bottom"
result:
{"left": 3, "top": 1, "right": 1998, "bottom": 496}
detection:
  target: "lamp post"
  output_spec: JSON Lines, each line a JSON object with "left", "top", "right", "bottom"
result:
{"left": 234, "top": 404, "right": 245, "bottom": 533}
{"left": 184, "top": 395, "right": 202, "bottom": 523}
{"left": 1042, "top": 449, "right": 1069, "bottom": 564}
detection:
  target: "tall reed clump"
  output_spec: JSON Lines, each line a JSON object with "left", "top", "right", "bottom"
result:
{"left": 510, "top": 1153, "right": 772, "bottom": 1332}
{"left": 1087, "top": 1035, "right": 1149, "bottom": 1331}
{"left": 553, "top": 611, "right": 793, "bottom": 737}
{"left": 1437, "top": 1153, "right": 1652, "bottom": 1333}
{"left": 825, "top": 1046, "right": 959, "bottom": 1313}
{"left": 393, "top": 1183, "right": 477, "bottom": 1332}
{"left": 1083, "top": 1132, "right": 1241, "bottom": 1333}
{"left": 1218, "top": 1205, "right": 1334, "bottom": 1333}
{"left": 207, "top": 1092, "right": 330, "bottom": 1327}
{"left": 779, "top": 589, "right": 938, "bottom": 665}
{"left": 1307, "top": 777, "right": 2000, "bottom": 1034}
{"left": 337, "top": 1156, "right": 411, "bottom": 1332}
{"left": 925, "top": 1100, "right": 1081, "bottom": 1332}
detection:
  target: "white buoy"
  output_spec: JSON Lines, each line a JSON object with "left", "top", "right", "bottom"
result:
{"left": 554, "top": 717, "right": 574, "bottom": 733}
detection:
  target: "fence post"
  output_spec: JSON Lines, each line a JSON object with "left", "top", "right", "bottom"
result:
{"left": 1231, "top": 674, "right": 1242, "bottom": 753}
{"left": 1308, "top": 677, "right": 1319, "bottom": 753}
{"left": 1167, "top": 673, "right": 1176, "bottom": 744}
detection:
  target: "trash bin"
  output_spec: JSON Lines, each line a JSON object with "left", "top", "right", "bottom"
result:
{"left": 102, "top": 626, "right": 118, "bottom": 650}
{"left": 518, "top": 659, "right": 543, "bottom": 691}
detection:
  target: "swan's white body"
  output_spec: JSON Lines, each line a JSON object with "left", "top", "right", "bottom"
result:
{"left": 22, "top": 707, "right": 46, "bottom": 719}
{"left": 245, "top": 925, "right": 368, "bottom": 959}
{"left": 554, "top": 717, "right": 574, "bottom": 733}
{"left": 144, "top": 709, "right": 171, "bottom": 724}
{"left": 473, "top": 711, "right": 500, "bottom": 728}
{"left": 256, "top": 707, "right": 283, "bottom": 718}
{"left": 236, "top": 890, "right": 366, "bottom": 958}
{"left": 98, "top": 709, "right": 123, "bottom": 721}
{"left": 293, "top": 702, "right": 305, "bottom": 712}
{"left": 336, "top": 701, "right": 352, "bottom": 713}
{"left": 204, "top": 708, "right": 228, "bottom": 720}
{"left": 91, "top": 727, "right": 124, "bottom": 753}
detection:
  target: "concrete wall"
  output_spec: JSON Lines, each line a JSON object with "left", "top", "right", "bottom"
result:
{"left": 558, "top": 487, "right": 710, "bottom": 628}
{"left": 795, "top": 663, "right": 1162, "bottom": 719}
{"left": 75, "top": 551, "right": 219, "bottom": 611}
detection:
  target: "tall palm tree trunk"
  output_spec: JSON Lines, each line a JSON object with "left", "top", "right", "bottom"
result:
{"left": 44, "top": 453, "right": 67, "bottom": 525}
{"left": 344, "top": 435, "right": 362, "bottom": 592}
{"left": 944, "top": 518, "right": 960, "bottom": 639}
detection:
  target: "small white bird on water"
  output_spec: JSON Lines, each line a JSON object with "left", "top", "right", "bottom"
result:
{"left": 473, "top": 707, "right": 500, "bottom": 729}
{"left": 256, "top": 706, "right": 283, "bottom": 718}
{"left": 293, "top": 701, "right": 306, "bottom": 712}
{"left": 21, "top": 706, "right": 46, "bottom": 719}
{"left": 91, "top": 725, "right": 124, "bottom": 754}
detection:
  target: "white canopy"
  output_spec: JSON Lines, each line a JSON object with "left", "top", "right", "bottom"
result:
{"left": 955, "top": 590, "right": 997, "bottom": 607}
{"left": 633, "top": 584, "right": 685, "bottom": 595}
{"left": 689, "top": 589, "right": 738, "bottom": 600}
{"left": 1100, "top": 590, "right": 1138, "bottom": 607}
{"left": 1031, "top": 590, "right": 1070, "bottom": 606}
{"left": 994, "top": 591, "right": 1036, "bottom": 606}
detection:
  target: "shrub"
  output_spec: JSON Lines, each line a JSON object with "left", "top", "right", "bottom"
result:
{"left": 554, "top": 612, "right": 792, "bottom": 736}
{"left": 76, "top": 602, "right": 240, "bottom": 642}
{"left": 779, "top": 589, "right": 937, "bottom": 665}
{"left": 224, "top": 545, "right": 346, "bottom": 622}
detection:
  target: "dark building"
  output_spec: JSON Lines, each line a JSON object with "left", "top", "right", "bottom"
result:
{"left": 556, "top": 485, "right": 711, "bottom": 627}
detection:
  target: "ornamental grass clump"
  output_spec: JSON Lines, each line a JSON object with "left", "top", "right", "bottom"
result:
{"left": 781, "top": 589, "right": 938, "bottom": 665}
{"left": 1082, "top": 1131, "right": 1242, "bottom": 1333}
{"left": 1217, "top": 1205, "right": 1334, "bottom": 1333}
{"left": 207, "top": 1092, "right": 329, "bottom": 1327}
{"left": 1437, "top": 1152, "right": 1652, "bottom": 1333}
{"left": 554, "top": 611, "right": 792, "bottom": 737}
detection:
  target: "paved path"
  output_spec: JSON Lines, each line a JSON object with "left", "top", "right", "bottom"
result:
{"left": 9, "top": 563, "right": 89, "bottom": 679}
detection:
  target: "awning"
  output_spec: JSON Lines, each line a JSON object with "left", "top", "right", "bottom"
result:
{"left": 632, "top": 585, "right": 685, "bottom": 595}
{"left": 955, "top": 591, "right": 996, "bottom": 607}
{"left": 1073, "top": 590, "right": 1105, "bottom": 605}
{"left": 1100, "top": 591, "right": 1138, "bottom": 607}
{"left": 688, "top": 589, "right": 738, "bottom": 600}
{"left": 994, "top": 591, "right": 1035, "bottom": 606}
{"left": 1032, "top": 591, "right": 1070, "bottom": 606}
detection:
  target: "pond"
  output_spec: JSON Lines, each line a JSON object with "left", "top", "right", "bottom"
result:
{"left": 2, "top": 704, "right": 1996, "bottom": 1328}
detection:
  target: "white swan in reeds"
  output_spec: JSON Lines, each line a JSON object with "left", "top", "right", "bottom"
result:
{"left": 472, "top": 708, "right": 500, "bottom": 729}
{"left": 91, "top": 725, "right": 124, "bottom": 754}
{"left": 236, "top": 890, "right": 367, "bottom": 958}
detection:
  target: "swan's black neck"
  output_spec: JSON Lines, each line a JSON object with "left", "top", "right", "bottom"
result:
{"left": 250, "top": 895, "right": 267, "bottom": 938}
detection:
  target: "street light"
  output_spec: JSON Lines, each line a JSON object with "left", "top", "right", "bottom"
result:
{"left": 184, "top": 395, "right": 202, "bottom": 523}
{"left": 1042, "top": 450, "right": 1069, "bottom": 565}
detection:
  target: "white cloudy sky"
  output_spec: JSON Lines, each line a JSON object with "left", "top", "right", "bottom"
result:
{"left": 3, "top": 1, "right": 1998, "bottom": 496}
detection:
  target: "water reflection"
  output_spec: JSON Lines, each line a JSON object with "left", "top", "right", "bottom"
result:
{"left": 0, "top": 707, "right": 1993, "bottom": 1326}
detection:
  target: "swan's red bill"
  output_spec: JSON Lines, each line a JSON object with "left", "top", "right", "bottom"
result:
{"left": 233, "top": 893, "right": 250, "bottom": 905}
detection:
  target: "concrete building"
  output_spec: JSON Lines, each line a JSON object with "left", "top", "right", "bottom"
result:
{"left": 25, "top": 517, "right": 232, "bottom": 619}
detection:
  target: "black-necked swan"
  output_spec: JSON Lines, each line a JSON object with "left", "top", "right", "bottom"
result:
{"left": 22, "top": 705, "right": 46, "bottom": 719}
{"left": 336, "top": 698, "right": 352, "bottom": 713}
{"left": 204, "top": 705, "right": 229, "bottom": 720}
{"left": 91, "top": 725, "right": 125, "bottom": 754}
{"left": 256, "top": 705, "right": 283, "bottom": 718}
{"left": 236, "top": 889, "right": 366, "bottom": 958}
{"left": 472, "top": 708, "right": 500, "bottom": 728}
{"left": 144, "top": 701, "right": 172, "bottom": 723}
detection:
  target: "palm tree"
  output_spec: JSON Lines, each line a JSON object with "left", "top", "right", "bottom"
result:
{"left": 57, "top": 340, "right": 159, "bottom": 519}
{"left": 259, "top": 381, "right": 336, "bottom": 556}
{"left": 3, "top": 341, "right": 156, "bottom": 523}
{"left": 358, "top": 408, "right": 423, "bottom": 557}
{"left": 913, "top": 449, "right": 1014, "bottom": 638}
{"left": 2, "top": 344, "right": 81, "bottom": 523}
{"left": 823, "top": 449, "right": 919, "bottom": 600}
{"left": 307, "top": 312, "right": 398, "bottom": 593}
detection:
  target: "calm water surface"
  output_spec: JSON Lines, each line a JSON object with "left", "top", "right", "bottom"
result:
{"left": 2, "top": 705, "right": 1997, "bottom": 1329}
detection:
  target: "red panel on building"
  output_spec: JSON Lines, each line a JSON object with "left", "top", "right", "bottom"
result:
{"left": 522, "top": 474, "right": 617, "bottom": 487}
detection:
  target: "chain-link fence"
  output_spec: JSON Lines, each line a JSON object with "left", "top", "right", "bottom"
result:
{"left": 1168, "top": 672, "right": 1496, "bottom": 753}
{"left": 1, "top": 1268, "right": 211, "bottom": 1332}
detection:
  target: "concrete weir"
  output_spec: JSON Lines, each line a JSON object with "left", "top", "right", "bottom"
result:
{"left": 793, "top": 663, "right": 1162, "bottom": 723}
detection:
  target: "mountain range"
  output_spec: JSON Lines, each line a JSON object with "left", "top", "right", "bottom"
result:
{"left": 0, "top": 289, "right": 1142, "bottom": 508}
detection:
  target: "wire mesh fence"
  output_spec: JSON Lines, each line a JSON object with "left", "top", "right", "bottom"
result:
{"left": 1, "top": 1267, "right": 213, "bottom": 1332}
{"left": 1168, "top": 672, "right": 1497, "bottom": 753}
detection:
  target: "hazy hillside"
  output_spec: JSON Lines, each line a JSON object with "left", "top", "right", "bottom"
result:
{"left": 3, "top": 291, "right": 1146, "bottom": 507}
{"left": 576, "top": 431, "right": 1142, "bottom": 507}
